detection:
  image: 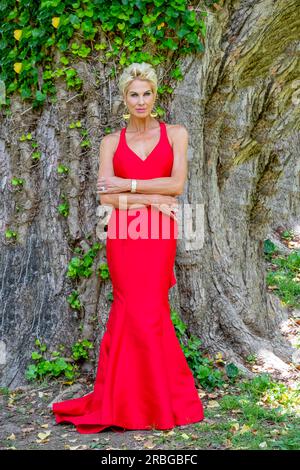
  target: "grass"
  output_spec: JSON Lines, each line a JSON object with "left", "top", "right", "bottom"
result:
{"left": 264, "top": 238, "right": 300, "bottom": 309}
{"left": 151, "top": 373, "right": 300, "bottom": 450}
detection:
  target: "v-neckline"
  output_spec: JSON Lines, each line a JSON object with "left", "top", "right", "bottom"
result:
{"left": 123, "top": 122, "right": 162, "bottom": 163}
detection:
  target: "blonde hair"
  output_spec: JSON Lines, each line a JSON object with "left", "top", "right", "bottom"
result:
{"left": 118, "top": 62, "right": 158, "bottom": 100}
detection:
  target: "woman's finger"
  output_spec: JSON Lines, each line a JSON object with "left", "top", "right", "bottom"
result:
{"left": 160, "top": 206, "right": 177, "bottom": 221}
{"left": 153, "top": 205, "right": 177, "bottom": 221}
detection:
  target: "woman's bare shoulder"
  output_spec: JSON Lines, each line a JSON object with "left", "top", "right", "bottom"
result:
{"left": 165, "top": 123, "right": 188, "bottom": 146}
{"left": 165, "top": 123, "right": 187, "bottom": 132}
{"left": 100, "top": 128, "right": 123, "bottom": 153}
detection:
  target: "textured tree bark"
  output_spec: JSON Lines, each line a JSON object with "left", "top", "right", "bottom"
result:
{"left": 169, "top": 0, "right": 300, "bottom": 377}
{"left": 1, "top": 0, "right": 299, "bottom": 388}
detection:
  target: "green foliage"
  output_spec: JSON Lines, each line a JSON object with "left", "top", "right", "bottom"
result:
{"left": 69, "top": 120, "right": 82, "bottom": 129}
{"left": 281, "top": 230, "right": 294, "bottom": 241}
{"left": 170, "top": 308, "right": 241, "bottom": 391}
{"left": 11, "top": 177, "right": 24, "bottom": 187}
{"left": 57, "top": 198, "right": 69, "bottom": 217}
{"left": 225, "top": 363, "right": 239, "bottom": 379}
{"left": 107, "top": 291, "right": 114, "bottom": 301}
{"left": 98, "top": 262, "right": 110, "bottom": 279}
{"left": 0, "top": 387, "right": 10, "bottom": 396}
{"left": 18, "top": 132, "right": 42, "bottom": 162}
{"left": 25, "top": 339, "right": 78, "bottom": 381}
{"left": 245, "top": 353, "right": 257, "bottom": 364}
{"left": 25, "top": 337, "right": 94, "bottom": 382}
{"left": 5, "top": 228, "right": 17, "bottom": 239}
{"left": 19, "top": 132, "right": 32, "bottom": 141}
{"left": 71, "top": 339, "right": 93, "bottom": 360}
{"left": 241, "top": 373, "right": 280, "bottom": 399}
{"left": 263, "top": 239, "right": 278, "bottom": 260}
{"left": 67, "top": 289, "right": 82, "bottom": 310}
{"left": 238, "top": 373, "right": 300, "bottom": 416}
{"left": 57, "top": 193, "right": 69, "bottom": 216}
{"left": 42, "top": 65, "right": 83, "bottom": 91}
{"left": 31, "top": 150, "right": 41, "bottom": 161}
{"left": 57, "top": 163, "right": 69, "bottom": 174}
{"left": 215, "top": 374, "right": 300, "bottom": 450}
{"left": 274, "top": 427, "right": 300, "bottom": 450}
{"left": 67, "top": 242, "right": 102, "bottom": 279}
{"left": 266, "top": 249, "right": 300, "bottom": 308}
{"left": 71, "top": 42, "right": 91, "bottom": 58}
{"left": 0, "top": 0, "right": 217, "bottom": 109}
{"left": 80, "top": 128, "right": 91, "bottom": 148}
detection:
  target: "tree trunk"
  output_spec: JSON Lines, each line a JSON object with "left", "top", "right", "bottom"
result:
{"left": 170, "top": 0, "right": 300, "bottom": 376}
{"left": 1, "top": 0, "right": 299, "bottom": 388}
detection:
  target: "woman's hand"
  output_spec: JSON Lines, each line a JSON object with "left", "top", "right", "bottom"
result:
{"left": 97, "top": 176, "right": 130, "bottom": 194}
{"left": 149, "top": 194, "right": 179, "bottom": 221}
{"left": 150, "top": 194, "right": 179, "bottom": 206}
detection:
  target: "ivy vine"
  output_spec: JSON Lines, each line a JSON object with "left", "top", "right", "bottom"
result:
{"left": 0, "top": 0, "right": 220, "bottom": 110}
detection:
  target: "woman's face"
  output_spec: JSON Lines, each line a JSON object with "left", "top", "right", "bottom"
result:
{"left": 124, "top": 80, "right": 156, "bottom": 118}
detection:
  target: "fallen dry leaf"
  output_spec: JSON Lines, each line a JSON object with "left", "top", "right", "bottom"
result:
{"left": 259, "top": 441, "right": 267, "bottom": 448}
{"left": 240, "top": 424, "right": 251, "bottom": 434}
{"left": 229, "top": 422, "right": 239, "bottom": 433}
{"left": 37, "top": 431, "right": 51, "bottom": 440}
{"left": 64, "top": 444, "right": 87, "bottom": 450}
{"left": 224, "top": 438, "right": 232, "bottom": 448}
{"left": 207, "top": 400, "right": 220, "bottom": 408}
{"left": 164, "top": 430, "right": 175, "bottom": 436}
{"left": 133, "top": 434, "right": 146, "bottom": 441}
{"left": 143, "top": 439, "right": 156, "bottom": 449}
{"left": 21, "top": 427, "right": 35, "bottom": 433}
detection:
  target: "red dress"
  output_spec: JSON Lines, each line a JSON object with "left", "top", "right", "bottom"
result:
{"left": 52, "top": 121, "right": 205, "bottom": 433}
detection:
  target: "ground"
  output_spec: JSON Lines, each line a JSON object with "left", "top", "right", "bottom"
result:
{"left": 1, "top": 356, "right": 299, "bottom": 451}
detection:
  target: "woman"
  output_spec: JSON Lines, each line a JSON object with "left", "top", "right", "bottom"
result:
{"left": 52, "top": 62, "right": 205, "bottom": 433}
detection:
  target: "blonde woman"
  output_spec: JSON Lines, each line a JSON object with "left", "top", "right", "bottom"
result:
{"left": 52, "top": 62, "right": 205, "bottom": 433}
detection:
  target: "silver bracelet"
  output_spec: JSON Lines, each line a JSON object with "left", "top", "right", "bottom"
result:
{"left": 131, "top": 179, "right": 137, "bottom": 193}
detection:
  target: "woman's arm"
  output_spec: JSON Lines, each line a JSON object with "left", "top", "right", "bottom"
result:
{"left": 99, "top": 193, "right": 179, "bottom": 222}
{"left": 99, "top": 193, "right": 178, "bottom": 211}
{"left": 99, "top": 192, "right": 153, "bottom": 209}
{"left": 98, "top": 176, "right": 181, "bottom": 196}
{"left": 125, "top": 176, "right": 182, "bottom": 196}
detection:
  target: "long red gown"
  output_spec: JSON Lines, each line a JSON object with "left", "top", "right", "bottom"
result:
{"left": 52, "top": 120, "right": 205, "bottom": 433}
